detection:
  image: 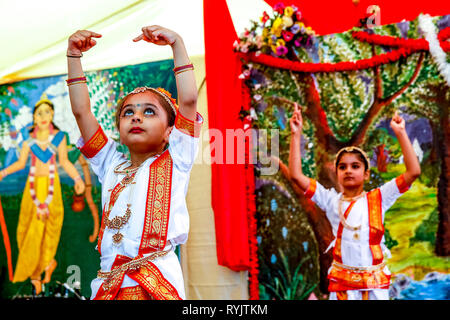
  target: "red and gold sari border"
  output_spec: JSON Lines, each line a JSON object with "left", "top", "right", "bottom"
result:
{"left": 395, "top": 174, "right": 411, "bottom": 194}
{"left": 367, "top": 189, "right": 384, "bottom": 265}
{"left": 139, "top": 150, "right": 173, "bottom": 255}
{"left": 174, "top": 111, "right": 203, "bottom": 138}
{"left": 94, "top": 252, "right": 181, "bottom": 300}
{"left": 304, "top": 178, "right": 317, "bottom": 199}
{"left": 79, "top": 125, "right": 108, "bottom": 159}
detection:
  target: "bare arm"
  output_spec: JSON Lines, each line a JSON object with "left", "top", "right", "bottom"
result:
{"left": 390, "top": 111, "right": 421, "bottom": 186}
{"left": 133, "top": 26, "right": 198, "bottom": 121}
{"left": 0, "top": 142, "right": 30, "bottom": 181}
{"left": 288, "top": 103, "right": 310, "bottom": 192}
{"left": 67, "top": 30, "right": 103, "bottom": 141}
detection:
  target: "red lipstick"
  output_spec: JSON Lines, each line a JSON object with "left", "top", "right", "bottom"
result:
{"left": 129, "top": 127, "right": 144, "bottom": 133}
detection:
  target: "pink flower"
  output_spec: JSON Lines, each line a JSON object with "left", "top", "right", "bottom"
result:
{"left": 295, "top": 11, "right": 302, "bottom": 21}
{"left": 276, "top": 45, "right": 288, "bottom": 56}
{"left": 240, "top": 44, "right": 249, "bottom": 53}
{"left": 273, "top": 2, "right": 285, "bottom": 15}
{"left": 282, "top": 30, "right": 294, "bottom": 42}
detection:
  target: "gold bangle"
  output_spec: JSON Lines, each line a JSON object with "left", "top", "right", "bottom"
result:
{"left": 67, "top": 80, "right": 87, "bottom": 86}
{"left": 67, "top": 53, "right": 83, "bottom": 58}
{"left": 173, "top": 63, "right": 194, "bottom": 73}
{"left": 174, "top": 68, "right": 194, "bottom": 76}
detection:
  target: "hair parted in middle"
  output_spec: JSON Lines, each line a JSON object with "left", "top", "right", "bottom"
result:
{"left": 334, "top": 146, "right": 371, "bottom": 171}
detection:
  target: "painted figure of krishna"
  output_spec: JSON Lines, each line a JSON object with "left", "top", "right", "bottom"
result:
{"left": 0, "top": 94, "right": 86, "bottom": 294}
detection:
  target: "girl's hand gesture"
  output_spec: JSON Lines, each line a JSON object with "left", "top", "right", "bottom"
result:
{"left": 390, "top": 111, "right": 406, "bottom": 135}
{"left": 133, "top": 25, "right": 180, "bottom": 47}
{"left": 67, "top": 30, "right": 102, "bottom": 56}
{"left": 290, "top": 103, "right": 303, "bottom": 134}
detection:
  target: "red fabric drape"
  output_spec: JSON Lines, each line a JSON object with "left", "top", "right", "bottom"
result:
{"left": 264, "top": 0, "right": 450, "bottom": 35}
{"left": 204, "top": 0, "right": 250, "bottom": 271}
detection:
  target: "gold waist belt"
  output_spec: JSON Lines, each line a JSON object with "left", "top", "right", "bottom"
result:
{"left": 332, "top": 260, "right": 386, "bottom": 273}
{"left": 97, "top": 250, "right": 169, "bottom": 280}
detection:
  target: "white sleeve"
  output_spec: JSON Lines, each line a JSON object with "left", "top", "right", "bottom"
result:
{"left": 304, "top": 178, "right": 336, "bottom": 213}
{"left": 379, "top": 174, "right": 411, "bottom": 213}
{"left": 76, "top": 126, "right": 126, "bottom": 183}
{"left": 168, "top": 111, "right": 203, "bottom": 172}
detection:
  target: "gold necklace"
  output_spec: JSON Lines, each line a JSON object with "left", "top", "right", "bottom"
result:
{"left": 338, "top": 191, "right": 366, "bottom": 240}
{"left": 114, "top": 161, "right": 142, "bottom": 176}
{"left": 105, "top": 161, "right": 143, "bottom": 245}
{"left": 105, "top": 204, "right": 132, "bottom": 244}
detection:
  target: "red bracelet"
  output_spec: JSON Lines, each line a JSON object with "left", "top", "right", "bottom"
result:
{"left": 173, "top": 63, "right": 194, "bottom": 73}
{"left": 66, "top": 76, "right": 87, "bottom": 84}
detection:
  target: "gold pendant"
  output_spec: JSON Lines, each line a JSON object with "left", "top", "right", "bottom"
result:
{"left": 121, "top": 173, "right": 135, "bottom": 186}
{"left": 353, "top": 232, "right": 360, "bottom": 240}
{"left": 112, "top": 232, "right": 124, "bottom": 244}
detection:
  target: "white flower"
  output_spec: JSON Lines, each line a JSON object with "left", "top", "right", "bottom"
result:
{"left": 12, "top": 105, "right": 32, "bottom": 131}
{"left": 0, "top": 132, "right": 13, "bottom": 151}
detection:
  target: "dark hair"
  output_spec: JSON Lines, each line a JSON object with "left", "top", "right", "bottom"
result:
{"left": 335, "top": 149, "right": 369, "bottom": 171}
{"left": 30, "top": 100, "right": 60, "bottom": 132}
{"left": 115, "top": 91, "right": 176, "bottom": 131}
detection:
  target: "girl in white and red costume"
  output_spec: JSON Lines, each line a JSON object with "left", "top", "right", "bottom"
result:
{"left": 67, "top": 26, "right": 202, "bottom": 300}
{"left": 288, "top": 103, "right": 421, "bottom": 300}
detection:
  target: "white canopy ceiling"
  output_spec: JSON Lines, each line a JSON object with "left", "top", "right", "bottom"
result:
{"left": 0, "top": 0, "right": 271, "bottom": 84}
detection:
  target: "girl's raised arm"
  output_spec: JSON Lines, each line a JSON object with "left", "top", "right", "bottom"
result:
{"left": 67, "top": 30, "right": 102, "bottom": 141}
{"left": 133, "top": 26, "right": 198, "bottom": 121}
{"left": 390, "top": 111, "right": 421, "bottom": 186}
{"left": 288, "top": 103, "right": 311, "bottom": 192}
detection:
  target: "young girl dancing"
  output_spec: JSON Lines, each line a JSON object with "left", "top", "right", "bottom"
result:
{"left": 67, "top": 26, "right": 202, "bottom": 300}
{"left": 288, "top": 103, "right": 421, "bottom": 300}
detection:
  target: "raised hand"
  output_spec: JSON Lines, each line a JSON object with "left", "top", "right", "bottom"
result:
{"left": 390, "top": 111, "right": 406, "bottom": 135}
{"left": 67, "top": 30, "right": 102, "bottom": 56}
{"left": 290, "top": 103, "right": 303, "bottom": 134}
{"left": 133, "top": 25, "right": 179, "bottom": 46}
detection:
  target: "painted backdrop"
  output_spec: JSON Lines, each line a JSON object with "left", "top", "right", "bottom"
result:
{"left": 0, "top": 59, "right": 176, "bottom": 298}
{"left": 236, "top": 6, "right": 450, "bottom": 300}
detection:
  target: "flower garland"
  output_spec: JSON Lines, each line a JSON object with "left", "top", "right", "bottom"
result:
{"left": 29, "top": 126, "right": 56, "bottom": 219}
{"left": 352, "top": 29, "right": 450, "bottom": 51}
{"left": 234, "top": 3, "right": 316, "bottom": 58}
{"left": 238, "top": 26, "right": 450, "bottom": 74}
{"left": 238, "top": 47, "right": 417, "bottom": 73}
{"left": 419, "top": 14, "right": 450, "bottom": 86}
{"left": 29, "top": 154, "right": 56, "bottom": 218}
